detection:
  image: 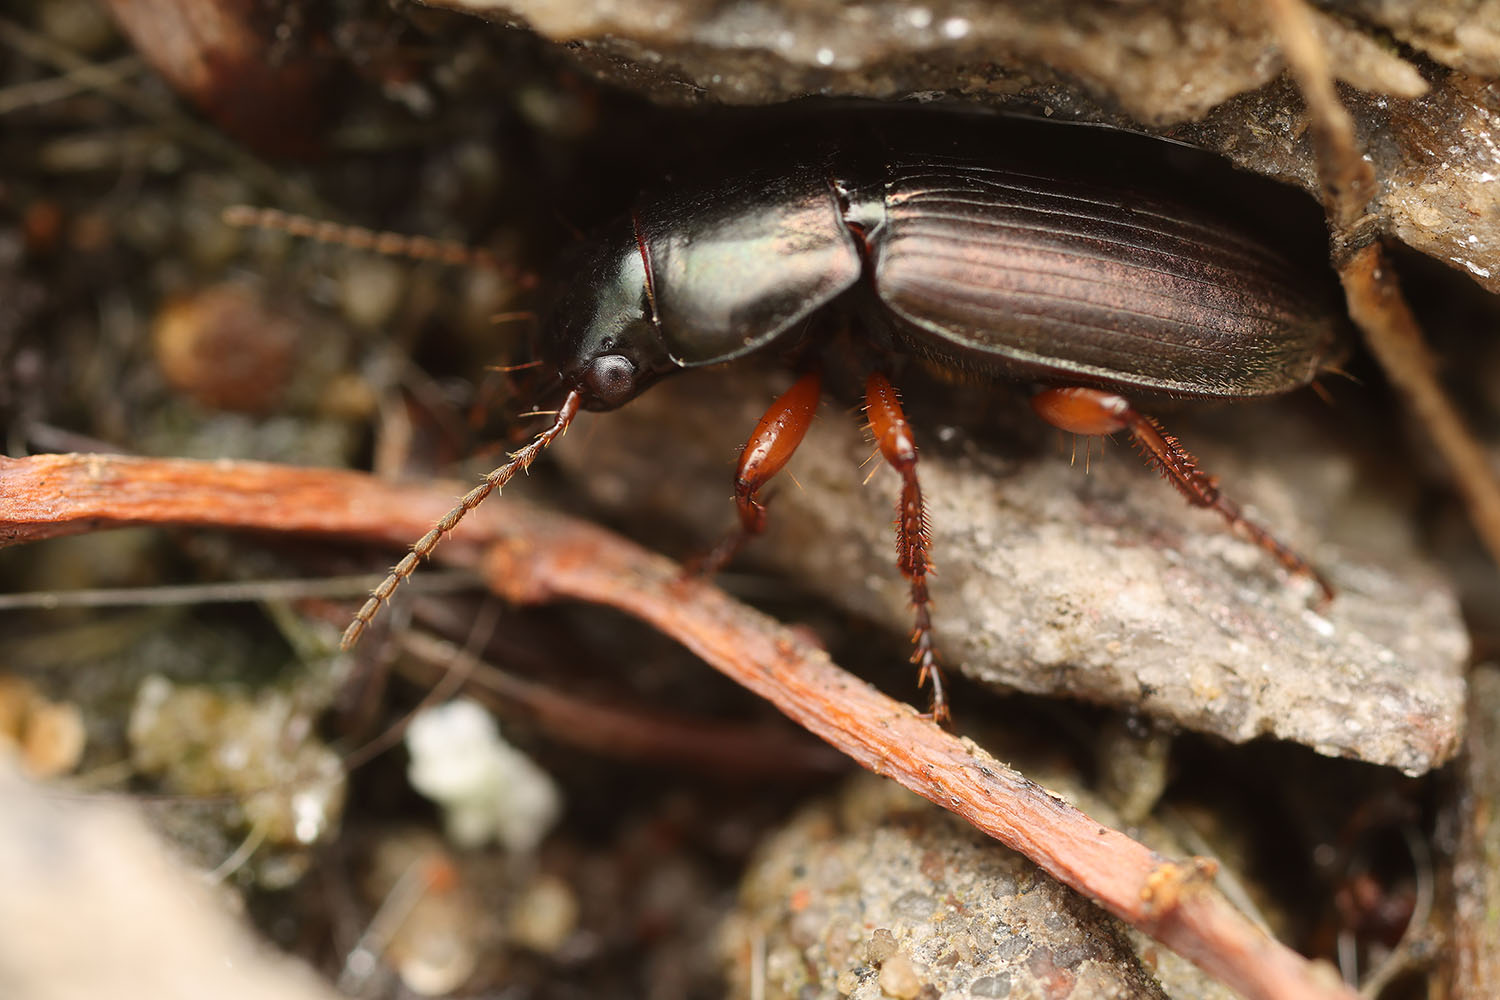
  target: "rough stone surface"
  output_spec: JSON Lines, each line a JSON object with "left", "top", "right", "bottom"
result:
{"left": 0, "top": 763, "right": 343, "bottom": 1000}
{"left": 722, "top": 774, "right": 1242, "bottom": 1000}
{"left": 437, "top": 0, "right": 1426, "bottom": 120}
{"left": 128, "top": 675, "right": 347, "bottom": 855}
{"left": 1342, "top": 0, "right": 1500, "bottom": 77}
{"left": 551, "top": 367, "right": 1469, "bottom": 774}
{"left": 432, "top": 0, "right": 1500, "bottom": 294}
{"left": 1179, "top": 75, "right": 1500, "bottom": 292}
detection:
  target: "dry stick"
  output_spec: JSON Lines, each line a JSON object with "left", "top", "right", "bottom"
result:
{"left": 0, "top": 572, "right": 474, "bottom": 612}
{"left": 478, "top": 512, "right": 1355, "bottom": 1000}
{"left": 1262, "top": 0, "right": 1500, "bottom": 567}
{"left": 0, "top": 453, "right": 509, "bottom": 552}
{"left": 1454, "top": 667, "right": 1500, "bottom": 999}
{"left": 0, "top": 453, "right": 1354, "bottom": 1000}
{"left": 0, "top": 53, "right": 142, "bottom": 114}
{"left": 1341, "top": 249, "right": 1500, "bottom": 560}
{"left": 394, "top": 630, "right": 843, "bottom": 780}
{"left": 1259, "top": 0, "right": 1375, "bottom": 232}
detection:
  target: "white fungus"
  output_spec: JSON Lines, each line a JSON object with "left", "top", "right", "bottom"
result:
{"left": 405, "top": 699, "right": 562, "bottom": 852}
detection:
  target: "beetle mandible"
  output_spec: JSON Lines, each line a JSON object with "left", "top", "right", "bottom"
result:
{"left": 340, "top": 124, "right": 1345, "bottom": 722}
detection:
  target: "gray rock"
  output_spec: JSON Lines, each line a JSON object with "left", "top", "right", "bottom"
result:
{"left": 435, "top": 0, "right": 1424, "bottom": 120}
{"left": 722, "top": 775, "right": 1241, "bottom": 1000}
{"left": 1339, "top": 0, "right": 1500, "bottom": 77}
{"left": 0, "top": 763, "right": 344, "bottom": 1000}
{"left": 432, "top": 0, "right": 1500, "bottom": 294}
{"left": 551, "top": 367, "right": 1469, "bottom": 774}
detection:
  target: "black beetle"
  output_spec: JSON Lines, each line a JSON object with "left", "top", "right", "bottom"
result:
{"left": 341, "top": 122, "right": 1345, "bottom": 721}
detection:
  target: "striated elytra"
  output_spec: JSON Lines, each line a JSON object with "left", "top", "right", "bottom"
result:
{"left": 546, "top": 129, "right": 1344, "bottom": 410}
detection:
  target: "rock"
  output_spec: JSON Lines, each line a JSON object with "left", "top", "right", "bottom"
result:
{"left": 435, "top": 0, "right": 1424, "bottom": 120}
{"left": 404, "top": 697, "right": 562, "bottom": 852}
{"left": 432, "top": 0, "right": 1500, "bottom": 294}
{"left": 153, "top": 281, "right": 299, "bottom": 414}
{"left": 722, "top": 774, "right": 1241, "bottom": 1000}
{"left": 0, "top": 675, "right": 86, "bottom": 779}
{"left": 551, "top": 367, "right": 1469, "bottom": 774}
{"left": 1339, "top": 0, "right": 1500, "bottom": 78}
{"left": 128, "top": 674, "right": 347, "bottom": 851}
{"left": 357, "top": 832, "right": 482, "bottom": 996}
{"left": 0, "top": 761, "right": 344, "bottom": 1000}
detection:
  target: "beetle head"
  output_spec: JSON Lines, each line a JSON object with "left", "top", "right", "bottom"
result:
{"left": 543, "top": 225, "right": 674, "bottom": 411}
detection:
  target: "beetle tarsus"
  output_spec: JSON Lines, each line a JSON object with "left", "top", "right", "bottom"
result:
{"left": 1031, "top": 386, "right": 1331, "bottom": 602}
{"left": 865, "top": 372, "right": 948, "bottom": 723}
{"left": 339, "top": 390, "right": 583, "bottom": 650}
{"left": 1124, "top": 411, "right": 1334, "bottom": 603}
{"left": 912, "top": 587, "right": 950, "bottom": 723}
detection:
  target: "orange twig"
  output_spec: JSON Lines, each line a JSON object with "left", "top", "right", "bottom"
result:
{"left": 1262, "top": 0, "right": 1500, "bottom": 569}
{"left": 0, "top": 452, "right": 1355, "bottom": 1000}
{"left": 480, "top": 507, "right": 1355, "bottom": 1000}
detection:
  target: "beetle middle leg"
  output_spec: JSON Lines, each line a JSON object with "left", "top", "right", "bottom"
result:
{"left": 1031, "top": 386, "right": 1333, "bottom": 602}
{"left": 865, "top": 372, "right": 948, "bottom": 723}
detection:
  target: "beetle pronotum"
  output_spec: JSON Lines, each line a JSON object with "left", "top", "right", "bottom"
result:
{"left": 330, "top": 121, "right": 1344, "bottom": 721}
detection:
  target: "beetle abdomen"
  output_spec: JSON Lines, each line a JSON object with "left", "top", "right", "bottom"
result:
{"left": 868, "top": 156, "right": 1341, "bottom": 398}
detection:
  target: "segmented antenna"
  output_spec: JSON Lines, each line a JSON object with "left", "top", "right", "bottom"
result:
{"left": 221, "top": 206, "right": 536, "bottom": 286}
{"left": 340, "top": 390, "right": 583, "bottom": 650}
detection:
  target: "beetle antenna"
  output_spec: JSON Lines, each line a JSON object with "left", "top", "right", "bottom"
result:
{"left": 486, "top": 359, "right": 545, "bottom": 374}
{"left": 341, "top": 390, "right": 583, "bottom": 649}
{"left": 489, "top": 311, "right": 539, "bottom": 328}
{"left": 222, "top": 206, "right": 537, "bottom": 288}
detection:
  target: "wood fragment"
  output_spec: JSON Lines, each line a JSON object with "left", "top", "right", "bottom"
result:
{"left": 478, "top": 505, "right": 1357, "bottom": 1000}
{"left": 1453, "top": 665, "right": 1500, "bottom": 998}
{"left": 0, "top": 452, "right": 1357, "bottom": 1000}
{"left": 1339, "top": 246, "right": 1500, "bottom": 564}
{"left": 0, "top": 453, "right": 502, "bottom": 555}
{"left": 1262, "top": 0, "right": 1500, "bottom": 571}
{"left": 393, "top": 629, "right": 844, "bottom": 780}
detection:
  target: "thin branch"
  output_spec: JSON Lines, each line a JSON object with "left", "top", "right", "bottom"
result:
{"left": 394, "top": 630, "right": 844, "bottom": 780}
{"left": 1260, "top": 0, "right": 1375, "bottom": 232}
{"left": 479, "top": 508, "right": 1356, "bottom": 1000}
{"left": 0, "top": 453, "right": 1356, "bottom": 1000}
{"left": 0, "top": 453, "right": 504, "bottom": 554}
{"left": 0, "top": 571, "right": 475, "bottom": 611}
{"left": 0, "top": 53, "right": 142, "bottom": 114}
{"left": 1262, "top": 0, "right": 1500, "bottom": 569}
{"left": 1338, "top": 246, "right": 1500, "bottom": 563}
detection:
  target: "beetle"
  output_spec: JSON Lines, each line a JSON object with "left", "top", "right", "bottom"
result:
{"left": 339, "top": 122, "right": 1345, "bottom": 722}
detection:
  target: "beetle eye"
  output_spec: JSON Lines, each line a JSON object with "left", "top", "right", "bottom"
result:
{"left": 581, "top": 354, "right": 637, "bottom": 407}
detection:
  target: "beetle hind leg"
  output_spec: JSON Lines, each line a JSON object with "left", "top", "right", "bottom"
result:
{"left": 865, "top": 372, "right": 949, "bottom": 723}
{"left": 1031, "top": 386, "right": 1333, "bottom": 602}
{"left": 693, "top": 372, "right": 823, "bottom": 577}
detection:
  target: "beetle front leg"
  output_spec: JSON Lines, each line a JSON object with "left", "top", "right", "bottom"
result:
{"left": 696, "top": 372, "right": 823, "bottom": 576}
{"left": 865, "top": 372, "right": 948, "bottom": 723}
{"left": 1031, "top": 386, "right": 1333, "bottom": 602}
